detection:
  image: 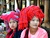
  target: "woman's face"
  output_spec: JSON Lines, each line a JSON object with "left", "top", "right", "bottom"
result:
{"left": 9, "top": 20, "right": 17, "bottom": 30}
{"left": 29, "top": 16, "right": 39, "bottom": 28}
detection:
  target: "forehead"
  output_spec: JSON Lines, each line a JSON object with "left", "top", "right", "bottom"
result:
{"left": 9, "top": 19, "right": 16, "bottom": 22}
{"left": 32, "top": 16, "right": 39, "bottom": 20}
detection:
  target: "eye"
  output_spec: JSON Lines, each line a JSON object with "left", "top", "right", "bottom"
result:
{"left": 31, "top": 19, "right": 35, "bottom": 21}
{"left": 32, "top": 20, "right": 35, "bottom": 21}
{"left": 9, "top": 22, "right": 11, "bottom": 24}
{"left": 36, "top": 19, "right": 39, "bottom": 22}
{"left": 13, "top": 21, "right": 16, "bottom": 23}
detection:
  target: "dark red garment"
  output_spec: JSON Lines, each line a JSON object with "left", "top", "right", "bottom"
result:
{"left": 6, "top": 29, "right": 16, "bottom": 38}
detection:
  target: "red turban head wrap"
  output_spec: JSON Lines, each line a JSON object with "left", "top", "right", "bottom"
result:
{"left": 18, "top": 5, "right": 44, "bottom": 30}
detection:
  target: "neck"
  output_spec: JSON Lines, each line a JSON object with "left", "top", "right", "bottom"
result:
{"left": 29, "top": 27, "right": 38, "bottom": 35}
{"left": 13, "top": 29, "right": 15, "bottom": 31}
{"left": 13, "top": 28, "right": 16, "bottom": 32}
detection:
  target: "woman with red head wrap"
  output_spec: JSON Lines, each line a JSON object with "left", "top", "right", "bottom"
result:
{"left": 0, "top": 9, "right": 22, "bottom": 38}
{"left": 19, "top": 5, "right": 48, "bottom": 38}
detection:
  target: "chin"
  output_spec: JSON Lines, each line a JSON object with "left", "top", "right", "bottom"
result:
{"left": 11, "top": 28, "right": 14, "bottom": 30}
{"left": 33, "top": 27, "right": 38, "bottom": 29}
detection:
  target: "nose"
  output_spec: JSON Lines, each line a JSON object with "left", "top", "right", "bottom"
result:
{"left": 34, "top": 21, "right": 37, "bottom": 24}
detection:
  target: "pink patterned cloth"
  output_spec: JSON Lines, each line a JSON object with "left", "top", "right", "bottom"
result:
{"left": 20, "top": 27, "right": 48, "bottom": 38}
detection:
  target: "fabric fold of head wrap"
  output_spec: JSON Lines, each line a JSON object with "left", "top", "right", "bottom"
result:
{"left": 18, "top": 5, "right": 44, "bottom": 30}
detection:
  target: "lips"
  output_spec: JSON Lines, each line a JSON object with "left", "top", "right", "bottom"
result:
{"left": 33, "top": 25, "right": 37, "bottom": 26}
{"left": 11, "top": 26, "right": 14, "bottom": 28}
{"left": 33, "top": 25, "right": 38, "bottom": 27}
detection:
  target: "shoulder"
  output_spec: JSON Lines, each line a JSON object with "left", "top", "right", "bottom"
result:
{"left": 38, "top": 27, "right": 48, "bottom": 38}
{"left": 39, "top": 27, "right": 47, "bottom": 32}
{"left": 20, "top": 28, "right": 27, "bottom": 38}
{"left": 14, "top": 30, "right": 23, "bottom": 38}
{"left": 38, "top": 27, "right": 48, "bottom": 34}
{"left": 21, "top": 28, "right": 27, "bottom": 35}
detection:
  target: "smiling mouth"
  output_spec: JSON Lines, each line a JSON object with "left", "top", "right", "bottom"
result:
{"left": 33, "top": 25, "right": 37, "bottom": 26}
{"left": 11, "top": 26, "right": 14, "bottom": 28}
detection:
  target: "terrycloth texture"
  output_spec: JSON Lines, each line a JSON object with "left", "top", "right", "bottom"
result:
{"left": 6, "top": 11, "right": 19, "bottom": 22}
{"left": 18, "top": 7, "right": 28, "bottom": 30}
{"left": 20, "top": 27, "right": 48, "bottom": 38}
{"left": 18, "top": 5, "right": 44, "bottom": 30}
{"left": 1, "top": 11, "right": 19, "bottom": 22}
